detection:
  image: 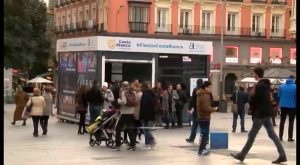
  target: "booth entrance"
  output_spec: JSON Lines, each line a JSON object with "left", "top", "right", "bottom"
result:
{"left": 104, "top": 59, "right": 153, "bottom": 83}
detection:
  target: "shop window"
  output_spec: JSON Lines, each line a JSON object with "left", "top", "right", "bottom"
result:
{"left": 250, "top": 47, "right": 262, "bottom": 64}
{"left": 129, "top": 3, "right": 150, "bottom": 32}
{"left": 270, "top": 48, "right": 282, "bottom": 64}
{"left": 290, "top": 48, "right": 296, "bottom": 64}
{"left": 225, "top": 46, "right": 238, "bottom": 63}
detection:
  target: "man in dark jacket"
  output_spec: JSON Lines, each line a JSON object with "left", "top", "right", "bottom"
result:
{"left": 230, "top": 86, "right": 249, "bottom": 133}
{"left": 231, "top": 67, "right": 287, "bottom": 164}
{"left": 186, "top": 79, "right": 203, "bottom": 143}
{"left": 86, "top": 80, "right": 104, "bottom": 124}
{"left": 140, "top": 82, "right": 156, "bottom": 149}
{"left": 153, "top": 82, "right": 164, "bottom": 127}
{"left": 175, "top": 83, "right": 187, "bottom": 128}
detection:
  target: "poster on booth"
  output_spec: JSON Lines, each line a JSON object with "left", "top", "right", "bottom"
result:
{"left": 60, "top": 52, "right": 77, "bottom": 72}
{"left": 190, "top": 78, "right": 208, "bottom": 96}
{"left": 77, "top": 51, "right": 97, "bottom": 73}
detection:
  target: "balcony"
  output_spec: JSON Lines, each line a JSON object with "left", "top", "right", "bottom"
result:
{"left": 64, "top": 24, "right": 70, "bottom": 32}
{"left": 227, "top": 0, "right": 243, "bottom": 2}
{"left": 76, "top": 22, "right": 83, "bottom": 31}
{"left": 199, "top": 26, "right": 215, "bottom": 35}
{"left": 178, "top": 25, "right": 194, "bottom": 35}
{"left": 55, "top": 26, "right": 61, "bottom": 34}
{"left": 270, "top": 29, "right": 285, "bottom": 38}
{"left": 93, "top": 20, "right": 97, "bottom": 28}
{"left": 98, "top": 22, "right": 107, "bottom": 32}
{"left": 271, "top": 0, "right": 287, "bottom": 5}
{"left": 155, "top": 24, "right": 172, "bottom": 33}
{"left": 83, "top": 20, "right": 94, "bottom": 30}
{"left": 129, "top": 22, "right": 148, "bottom": 33}
{"left": 251, "top": 0, "right": 267, "bottom": 3}
{"left": 70, "top": 23, "right": 76, "bottom": 32}
{"left": 225, "top": 27, "right": 240, "bottom": 35}
{"left": 59, "top": 25, "right": 64, "bottom": 32}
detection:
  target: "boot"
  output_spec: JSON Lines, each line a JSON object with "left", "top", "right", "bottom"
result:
{"left": 78, "top": 125, "right": 83, "bottom": 135}
{"left": 22, "top": 120, "right": 26, "bottom": 126}
{"left": 11, "top": 121, "right": 16, "bottom": 125}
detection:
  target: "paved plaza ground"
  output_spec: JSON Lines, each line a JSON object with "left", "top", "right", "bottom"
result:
{"left": 4, "top": 104, "right": 296, "bottom": 165}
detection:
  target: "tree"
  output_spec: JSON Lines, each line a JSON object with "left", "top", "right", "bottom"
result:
{"left": 4, "top": 0, "right": 50, "bottom": 78}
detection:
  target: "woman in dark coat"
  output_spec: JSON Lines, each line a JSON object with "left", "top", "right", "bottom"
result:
{"left": 75, "top": 85, "right": 88, "bottom": 135}
{"left": 11, "top": 85, "right": 28, "bottom": 126}
{"left": 139, "top": 82, "right": 156, "bottom": 149}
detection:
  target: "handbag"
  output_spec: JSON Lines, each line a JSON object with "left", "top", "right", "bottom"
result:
{"left": 22, "top": 106, "right": 31, "bottom": 119}
{"left": 231, "top": 91, "right": 238, "bottom": 114}
{"left": 25, "top": 98, "right": 33, "bottom": 113}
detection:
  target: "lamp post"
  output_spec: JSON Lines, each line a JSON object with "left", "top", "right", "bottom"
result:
{"left": 116, "top": 5, "right": 124, "bottom": 33}
{"left": 219, "top": 0, "right": 225, "bottom": 107}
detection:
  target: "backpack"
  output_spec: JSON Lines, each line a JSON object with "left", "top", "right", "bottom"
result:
{"left": 125, "top": 90, "right": 137, "bottom": 107}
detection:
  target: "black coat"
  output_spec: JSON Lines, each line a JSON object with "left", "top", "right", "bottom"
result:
{"left": 86, "top": 86, "right": 104, "bottom": 106}
{"left": 249, "top": 79, "right": 273, "bottom": 119}
{"left": 175, "top": 89, "right": 187, "bottom": 110}
{"left": 230, "top": 90, "right": 249, "bottom": 112}
{"left": 139, "top": 89, "right": 156, "bottom": 122}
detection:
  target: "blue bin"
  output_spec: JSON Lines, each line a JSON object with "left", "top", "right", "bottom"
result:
{"left": 210, "top": 132, "right": 228, "bottom": 149}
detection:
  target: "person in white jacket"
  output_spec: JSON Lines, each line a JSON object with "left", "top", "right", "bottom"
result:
{"left": 26, "top": 88, "right": 46, "bottom": 137}
{"left": 102, "top": 82, "right": 114, "bottom": 110}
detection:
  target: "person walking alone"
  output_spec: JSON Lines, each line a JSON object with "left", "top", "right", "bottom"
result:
{"left": 186, "top": 79, "right": 203, "bottom": 143}
{"left": 230, "top": 86, "right": 249, "bottom": 133}
{"left": 278, "top": 75, "right": 296, "bottom": 142}
{"left": 11, "top": 85, "right": 28, "bottom": 126}
{"left": 231, "top": 67, "right": 287, "bottom": 164}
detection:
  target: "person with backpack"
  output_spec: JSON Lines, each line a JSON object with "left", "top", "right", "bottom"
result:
{"left": 175, "top": 83, "right": 187, "bottom": 128}
{"left": 111, "top": 81, "right": 137, "bottom": 151}
{"left": 86, "top": 80, "right": 104, "bottom": 124}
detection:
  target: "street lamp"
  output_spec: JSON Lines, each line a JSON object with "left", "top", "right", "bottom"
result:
{"left": 219, "top": 0, "right": 226, "bottom": 107}
{"left": 116, "top": 5, "right": 124, "bottom": 33}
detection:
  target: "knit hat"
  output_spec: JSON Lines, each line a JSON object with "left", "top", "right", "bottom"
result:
{"left": 102, "top": 82, "right": 108, "bottom": 88}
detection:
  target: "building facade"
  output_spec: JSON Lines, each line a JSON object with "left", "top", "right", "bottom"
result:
{"left": 54, "top": 0, "right": 296, "bottom": 102}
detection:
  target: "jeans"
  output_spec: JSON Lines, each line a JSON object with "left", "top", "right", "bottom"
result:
{"left": 89, "top": 105, "right": 101, "bottom": 124}
{"left": 188, "top": 111, "right": 199, "bottom": 141}
{"left": 239, "top": 117, "right": 286, "bottom": 159}
{"left": 141, "top": 121, "right": 154, "bottom": 145}
{"left": 232, "top": 108, "right": 245, "bottom": 131}
{"left": 164, "top": 111, "right": 176, "bottom": 127}
{"left": 32, "top": 116, "right": 42, "bottom": 135}
{"left": 198, "top": 120, "right": 210, "bottom": 152}
{"left": 40, "top": 116, "right": 49, "bottom": 134}
{"left": 115, "top": 114, "right": 136, "bottom": 147}
{"left": 279, "top": 108, "right": 296, "bottom": 139}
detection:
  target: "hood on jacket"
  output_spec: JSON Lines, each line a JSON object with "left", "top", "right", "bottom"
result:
{"left": 285, "top": 78, "right": 295, "bottom": 84}
{"left": 196, "top": 79, "right": 203, "bottom": 88}
{"left": 197, "top": 88, "right": 209, "bottom": 96}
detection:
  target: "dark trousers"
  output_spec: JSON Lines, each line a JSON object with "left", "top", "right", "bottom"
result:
{"left": 279, "top": 108, "right": 296, "bottom": 139}
{"left": 239, "top": 117, "right": 286, "bottom": 159}
{"left": 164, "top": 111, "right": 176, "bottom": 128}
{"left": 176, "top": 108, "right": 183, "bottom": 127}
{"left": 188, "top": 112, "right": 199, "bottom": 141}
{"left": 89, "top": 105, "right": 101, "bottom": 124}
{"left": 40, "top": 116, "right": 49, "bottom": 134}
{"left": 198, "top": 120, "right": 210, "bottom": 152}
{"left": 77, "top": 111, "right": 86, "bottom": 133}
{"left": 232, "top": 109, "right": 245, "bottom": 131}
{"left": 32, "top": 116, "right": 42, "bottom": 135}
{"left": 115, "top": 114, "right": 136, "bottom": 147}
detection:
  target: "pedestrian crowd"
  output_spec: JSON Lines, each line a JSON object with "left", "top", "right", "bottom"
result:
{"left": 10, "top": 67, "right": 296, "bottom": 164}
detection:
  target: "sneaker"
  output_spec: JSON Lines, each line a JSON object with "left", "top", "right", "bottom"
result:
{"left": 198, "top": 149, "right": 210, "bottom": 156}
{"left": 288, "top": 138, "right": 295, "bottom": 142}
{"left": 127, "top": 146, "right": 136, "bottom": 151}
{"left": 144, "top": 144, "right": 151, "bottom": 150}
{"left": 110, "top": 146, "right": 120, "bottom": 151}
{"left": 186, "top": 138, "right": 194, "bottom": 143}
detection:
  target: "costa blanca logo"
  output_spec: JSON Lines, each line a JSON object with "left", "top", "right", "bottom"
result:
{"left": 107, "top": 39, "right": 116, "bottom": 49}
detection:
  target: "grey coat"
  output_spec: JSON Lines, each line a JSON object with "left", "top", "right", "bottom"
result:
{"left": 43, "top": 93, "right": 53, "bottom": 116}
{"left": 162, "top": 90, "right": 178, "bottom": 113}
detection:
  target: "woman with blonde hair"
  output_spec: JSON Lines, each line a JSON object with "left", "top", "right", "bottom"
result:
{"left": 11, "top": 85, "right": 28, "bottom": 126}
{"left": 26, "top": 87, "right": 46, "bottom": 137}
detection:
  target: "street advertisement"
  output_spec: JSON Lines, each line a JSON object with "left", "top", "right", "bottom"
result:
{"left": 59, "top": 52, "right": 76, "bottom": 72}
{"left": 290, "top": 48, "right": 296, "bottom": 65}
{"left": 77, "top": 73, "right": 98, "bottom": 89}
{"left": 250, "top": 47, "right": 262, "bottom": 64}
{"left": 77, "top": 51, "right": 97, "bottom": 73}
{"left": 190, "top": 78, "right": 208, "bottom": 96}
{"left": 57, "top": 36, "right": 98, "bottom": 52}
{"left": 225, "top": 46, "right": 238, "bottom": 63}
{"left": 269, "top": 48, "right": 282, "bottom": 64}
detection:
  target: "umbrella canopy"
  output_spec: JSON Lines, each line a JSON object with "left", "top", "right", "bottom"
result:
{"left": 27, "top": 77, "right": 53, "bottom": 83}
{"left": 264, "top": 68, "right": 295, "bottom": 79}
{"left": 236, "top": 77, "right": 286, "bottom": 85}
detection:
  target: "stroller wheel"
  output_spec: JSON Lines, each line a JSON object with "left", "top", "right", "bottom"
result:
{"left": 89, "top": 139, "right": 96, "bottom": 146}
{"left": 105, "top": 139, "right": 114, "bottom": 147}
{"left": 96, "top": 140, "right": 101, "bottom": 145}
{"left": 120, "top": 138, "right": 124, "bottom": 145}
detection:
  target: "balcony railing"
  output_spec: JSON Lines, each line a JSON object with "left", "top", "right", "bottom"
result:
{"left": 251, "top": 0, "right": 267, "bottom": 3}
{"left": 200, "top": 26, "right": 215, "bottom": 34}
{"left": 70, "top": 23, "right": 76, "bottom": 31}
{"left": 98, "top": 22, "right": 107, "bottom": 32}
{"left": 271, "top": 0, "right": 287, "bottom": 5}
{"left": 76, "top": 22, "right": 83, "bottom": 31}
{"left": 155, "top": 24, "right": 172, "bottom": 33}
{"left": 270, "top": 29, "right": 285, "bottom": 38}
{"left": 178, "top": 25, "right": 194, "bottom": 34}
{"left": 129, "top": 22, "right": 148, "bottom": 33}
{"left": 227, "top": 0, "right": 243, "bottom": 2}
{"left": 83, "top": 20, "right": 94, "bottom": 30}
{"left": 59, "top": 25, "right": 64, "bottom": 32}
{"left": 64, "top": 24, "right": 70, "bottom": 32}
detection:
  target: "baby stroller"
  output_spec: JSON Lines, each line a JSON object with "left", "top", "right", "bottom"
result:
{"left": 87, "top": 108, "right": 120, "bottom": 147}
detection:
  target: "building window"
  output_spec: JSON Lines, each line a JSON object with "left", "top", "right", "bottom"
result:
{"left": 250, "top": 47, "right": 262, "bottom": 64}
{"left": 201, "top": 11, "right": 213, "bottom": 34}
{"left": 252, "top": 14, "right": 263, "bottom": 36}
{"left": 270, "top": 48, "right": 282, "bottom": 64}
{"left": 179, "top": 10, "right": 192, "bottom": 33}
{"left": 156, "top": 8, "right": 169, "bottom": 32}
{"left": 290, "top": 48, "right": 296, "bottom": 64}
{"left": 129, "top": 3, "right": 149, "bottom": 32}
{"left": 225, "top": 46, "right": 238, "bottom": 63}
{"left": 271, "top": 15, "right": 283, "bottom": 37}
{"left": 227, "top": 13, "right": 236, "bottom": 31}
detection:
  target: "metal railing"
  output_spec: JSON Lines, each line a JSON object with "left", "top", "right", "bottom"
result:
{"left": 76, "top": 22, "right": 83, "bottom": 30}
{"left": 227, "top": 0, "right": 243, "bottom": 2}
{"left": 271, "top": 0, "right": 287, "bottom": 5}
{"left": 70, "top": 23, "right": 76, "bottom": 31}
{"left": 155, "top": 24, "right": 172, "bottom": 33}
{"left": 129, "top": 22, "right": 148, "bottom": 33}
{"left": 64, "top": 24, "right": 70, "bottom": 32}
{"left": 199, "top": 26, "right": 215, "bottom": 34}
{"left": 251, "top": 0, "right": 267, "bottom": 3}
{"left": 270, "top": 29, "right": 285, "bottom": 38}
{"left": 178, "top": 25, "right": 194, "bottom": 34}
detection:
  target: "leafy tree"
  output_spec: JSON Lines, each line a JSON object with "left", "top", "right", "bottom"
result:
{"left": 4, "top": 0, "right": 51, "bottom": 78}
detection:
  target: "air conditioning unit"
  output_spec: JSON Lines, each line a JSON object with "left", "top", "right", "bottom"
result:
{"left": 256, "top": 32, "right": 262, "bottom": 36}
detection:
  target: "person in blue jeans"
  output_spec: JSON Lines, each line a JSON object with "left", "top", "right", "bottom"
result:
{"left": 231, "top": 67, "right": 287, "bottom": 164}
{"left": 139, "top": 82, "right": 156, "bottom": 149}
{"left": 86, "top": 80, "right": 104, "bottom": 124}
{"left": 278, "top": 75, "right": 296, "bottom": 142}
